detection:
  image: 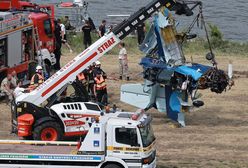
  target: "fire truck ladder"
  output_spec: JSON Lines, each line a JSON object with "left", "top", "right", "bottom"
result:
{"left": 33, "top": 26, "right": 47, "bottom": 76}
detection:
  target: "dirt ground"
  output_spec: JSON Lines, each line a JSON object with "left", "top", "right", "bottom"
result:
{"left": 0, "top": 50, "right": 248, "bottom": 168}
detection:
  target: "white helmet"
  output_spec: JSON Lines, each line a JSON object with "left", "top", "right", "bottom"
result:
{"left": 36, "top": 65, "right": 43, "bottom": 72}
{"left": 95, "top": 60, "right": 101, "bottom": 65}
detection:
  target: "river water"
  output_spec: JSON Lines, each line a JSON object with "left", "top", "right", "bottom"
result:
{"left": 33, "top": 0, "right": 248, "bottom": 41}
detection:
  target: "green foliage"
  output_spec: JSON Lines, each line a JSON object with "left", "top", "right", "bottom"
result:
{"left": 183, "top": 38, "right": 207, "bottom": 55}
{"left": 209, "top": 24, "right": 223, "bottom": 40}
{"left": 219, "top": 40, "right": 248, "bottom": 56}
{"left": 184, "top": 38, "right": 248, "bottom": 57}
{"left": 208, "top": 23, "right": 224, "bottom": 49}
{"left": 199, "top": 23, "right": 248, "bottom": 56}
{"left": 108, "top": 35, "right": 142, "bottom": 55}
{"left": 66, "top": 31, "right": 142, "bottom": 55}
{"left": 64, "top": 29, "right": 248, "bottom": 57}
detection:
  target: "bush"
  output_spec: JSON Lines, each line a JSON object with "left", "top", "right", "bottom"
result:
{"left": 208, "top": 23, "right": 224, "bottom": 49}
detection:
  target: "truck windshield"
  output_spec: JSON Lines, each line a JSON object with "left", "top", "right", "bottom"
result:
{"left": 43, "top": 19, "right": 52, "bottom": 37}
{"left": 139, "top": 123, "right": 155, "bottom": 148}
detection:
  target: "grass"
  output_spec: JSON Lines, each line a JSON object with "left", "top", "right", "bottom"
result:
{"left": 183, "top": 38, "right": 248, "bottom": 57}
{"left": 66, "top": 31, "right": 142, "bottom": 55}
{"left": 65, "top": 31, "right": 248, "bottom": 58}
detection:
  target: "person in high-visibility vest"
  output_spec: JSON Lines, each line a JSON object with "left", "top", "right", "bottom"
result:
{"left": 71, "top": 71, "right": 89, "bottom": 101}
{"left": 94, "top": 70, "right": 108, "bottom": 105}
{"left": 77, "top": 72, "right": 87, "bottom": 86}
{"left": 29, "top": 65, "right": 44, "bottom": 90}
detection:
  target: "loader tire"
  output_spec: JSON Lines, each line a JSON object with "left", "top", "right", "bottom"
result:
{"left": 33, "top": 122, "right": 63, "bottom": 141}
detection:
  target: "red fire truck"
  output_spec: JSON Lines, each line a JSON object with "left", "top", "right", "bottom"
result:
{"left": 0, "top": 0, "right": 56, "bottom": 83}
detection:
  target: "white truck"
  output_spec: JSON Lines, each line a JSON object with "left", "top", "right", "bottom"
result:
{"left": 0, "top": 110, "right": 156, "bottom": 168}
{"left": 11, "top": 0, "right": 185, "bottom": 141}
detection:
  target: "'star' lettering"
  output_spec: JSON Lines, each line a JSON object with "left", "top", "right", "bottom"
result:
{"left": 98, "top": 37, "right": 115, "bottom": 53}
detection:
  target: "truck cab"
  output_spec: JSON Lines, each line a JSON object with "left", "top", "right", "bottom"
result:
{"left": 29, "top": 12, "right": 54, "bottom": 53}
{"left": 78, "top": 110, "right": 156, "bottom": 168}
{"left": 105, "top": 112, "right": 156, "bottom": 168}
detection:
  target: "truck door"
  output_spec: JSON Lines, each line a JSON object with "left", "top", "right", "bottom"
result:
{"left": 0, "top": 37, "right": 7, "bottom": 81}
{"left": 7, "top": 31, "right": 22, "bottom": 67}
{"left": 110, "top": 126, "right": 142, "bottom": 167}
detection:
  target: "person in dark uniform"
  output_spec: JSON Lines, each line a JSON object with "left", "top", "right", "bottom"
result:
{"left": 87, "top": 64, "right": 96, "bottom": 100}
{"left": 54, "top": 19, "right": 62, "bottom": 70}
{"left": 136, "top": 23, "right": 146, "bottom": 45}
{"left": 82, "top": 20, "right": 92, "bottom": 49}
{"left": 98, "top": 20, "right": 106, "bottom": 37}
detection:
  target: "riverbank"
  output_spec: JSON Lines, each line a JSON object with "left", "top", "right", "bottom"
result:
{"left": 66, "top": 32, "right": 248, "bottom": 57}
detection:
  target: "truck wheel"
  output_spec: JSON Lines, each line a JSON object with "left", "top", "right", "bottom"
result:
{"left": 33, "top": 122, "right": 63, "bottom": 141}
{"left": 104, "top": 164, "right": 122, "bottom": 168}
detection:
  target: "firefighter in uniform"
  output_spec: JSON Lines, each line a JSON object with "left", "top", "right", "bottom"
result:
{"left": 29, "top": 65, "right": 44, "bottom": 90}
{"left": 94, "top": 70, "right": 108, "bottom": 105}
{"left": 93, "top": 61, "right": 106, "bottom": 78}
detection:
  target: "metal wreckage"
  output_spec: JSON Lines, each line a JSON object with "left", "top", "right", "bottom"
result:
{"left": 121, "top": 1, "right": 234, "bottom": 127}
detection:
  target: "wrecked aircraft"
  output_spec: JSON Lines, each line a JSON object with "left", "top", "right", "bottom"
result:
{"left": 121, "top": 1, "right": 233, "bottom": 126}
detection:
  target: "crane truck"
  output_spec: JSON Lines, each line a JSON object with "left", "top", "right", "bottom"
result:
{"left": 0, "top": 110, "right": 157, "bottom": 168}
{"left": 11, "top": 0, "right": 192, "bottom": 141}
